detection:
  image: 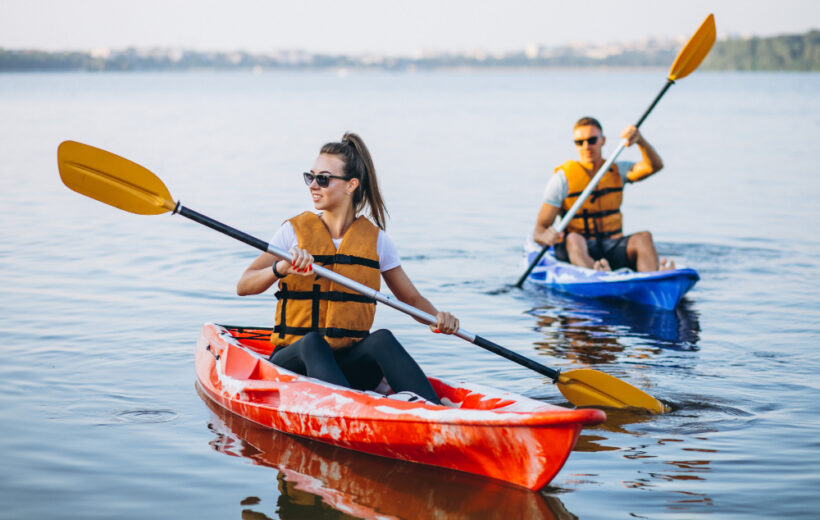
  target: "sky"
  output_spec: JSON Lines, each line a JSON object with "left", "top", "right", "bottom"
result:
{"left": 1, "top": 0, "right": 818, "bottom": 55}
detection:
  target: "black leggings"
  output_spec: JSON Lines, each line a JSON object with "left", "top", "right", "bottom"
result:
{"left": 269, "top": 329, "right": 440, "bottom": 404}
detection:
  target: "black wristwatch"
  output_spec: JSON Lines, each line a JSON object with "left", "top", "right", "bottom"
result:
{"left": 272, "top": 261, "right": 286, "bottom": 279}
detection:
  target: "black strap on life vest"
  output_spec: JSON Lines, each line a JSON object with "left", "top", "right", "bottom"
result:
{"left": 592, "top": 212, "right": 602, "bottom": 249}
{"left": 311, "top": 284, "right": 320, "bottom": 330}
{"left": 571, "top": 208, "right": 621, "bottom": 221}
{"left": 567, "top": 186, "right": 623, "bottom": 203}
{"left": 275, "top": 288, "right": 376, "bottom": 304}
{"left": 312, "top": 253, "right": 379, "bottom": 269}
{"left": 278, "top": 282, "right": 289, "bottom": 339}
{"left": 272, "top": 325, "right": 370, "bottom": 339}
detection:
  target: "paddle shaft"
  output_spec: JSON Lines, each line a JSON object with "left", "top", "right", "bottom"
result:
{"left": 175, "top": 203, "right": 562, "bottom": 382}
{"left": 515, "top": 79, "right": 675, "bottom": 288}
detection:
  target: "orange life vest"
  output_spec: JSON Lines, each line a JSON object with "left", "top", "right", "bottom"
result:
{"left": 556, "top": 160, "right": 624, "bottom": 239}
{"left": 272, "top": 212, "right": 381, "bottom": 350}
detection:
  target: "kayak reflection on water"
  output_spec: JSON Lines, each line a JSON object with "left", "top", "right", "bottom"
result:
{"left": 529, "top": 296, "right": 701, "bottom": 365}
{"left": 200, "top": 386, "right": 577, "bottom": 520}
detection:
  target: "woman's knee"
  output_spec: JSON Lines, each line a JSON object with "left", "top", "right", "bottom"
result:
{"left": 302, "top": 331, "right": 324, "bottom": 341}
{"left": 298, "top": 332, "right": 334, "bottom": 359}
{"left": 361, "top": 329, "right": 408, "bottom": 357}
{"left": 368, "top": 329, "right": 398, "bottom": 344}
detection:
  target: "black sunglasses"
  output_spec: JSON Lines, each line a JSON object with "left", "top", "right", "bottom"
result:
{"left": 303, "top": 171, "right": 348, "bottom": 188}
{"left": 574, "top": 136, "right": 600, "bottom": 146}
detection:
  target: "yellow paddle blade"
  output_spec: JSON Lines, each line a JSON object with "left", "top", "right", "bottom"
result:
{"left": 58, "top": 141, "right": 176, "bottom": 215}
{"left": 668, "top": 13, "right": 716, "bottom": 81}
{"left": 557, "top": 368, "right": 668, "bottom": 414}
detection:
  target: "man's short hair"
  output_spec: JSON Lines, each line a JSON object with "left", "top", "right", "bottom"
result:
{"left": 574, "top": 117, "right": 603, "bottom": 132}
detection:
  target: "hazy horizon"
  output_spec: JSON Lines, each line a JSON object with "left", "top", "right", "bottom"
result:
{"left": 1, "top": 1, "right": 818, "bottom": 56}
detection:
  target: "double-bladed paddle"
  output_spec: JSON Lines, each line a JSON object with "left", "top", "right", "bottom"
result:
{"left": 58, "top": 139, "right": 667, "bottom": 413}
{"left": 516, "top": 14, "right": 716, "bottom": 287}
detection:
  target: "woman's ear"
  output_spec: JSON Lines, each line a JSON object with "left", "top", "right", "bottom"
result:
{"left": 347, "top": 178, "right": 360, "bottom": 194}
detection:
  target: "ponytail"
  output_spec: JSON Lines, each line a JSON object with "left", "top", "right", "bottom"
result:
{"left": 320, "top": 132, "right": 389, "bottom": 230}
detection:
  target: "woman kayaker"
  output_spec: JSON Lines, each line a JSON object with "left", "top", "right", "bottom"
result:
{"left": 237, "top": 132, "right": 458, "bottom": 404}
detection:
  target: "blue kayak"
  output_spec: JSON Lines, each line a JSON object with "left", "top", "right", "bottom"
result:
{"left": 523, "top": 246, "right": 699, "bottom": 310}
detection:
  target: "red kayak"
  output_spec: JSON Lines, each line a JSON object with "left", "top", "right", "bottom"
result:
{"left": 195, "top": 323, "right": 605, "bottom": 490}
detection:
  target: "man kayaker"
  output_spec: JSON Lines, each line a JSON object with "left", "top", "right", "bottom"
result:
{"left": 237, "top": 132, "right": 459, "bottom": 404}
{"left": 533, "top": 116, "right": 675, "bottom": 272}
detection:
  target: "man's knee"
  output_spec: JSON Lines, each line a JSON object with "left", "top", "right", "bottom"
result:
{"left": 565, "top": 233, "right": 587, "bottom": 253}
{"left": 629, "top": 231, "right": 654, "bottom": 249}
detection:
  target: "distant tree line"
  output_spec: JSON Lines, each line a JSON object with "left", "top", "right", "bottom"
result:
{"left": 0, "top": 47, "right": 683, "bottom": 72}
{"left": 0, "top": 50, "right": 102, "bottom": 71}
{"left": 702, "top": 30, "right": 820, "bottom": 71}
{"left": 1, "top": 30, "right": 818, "bottom": 72}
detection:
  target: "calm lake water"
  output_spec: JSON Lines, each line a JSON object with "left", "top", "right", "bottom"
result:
{"left": 1, "top": 69, "right": 819, "bottom": 519}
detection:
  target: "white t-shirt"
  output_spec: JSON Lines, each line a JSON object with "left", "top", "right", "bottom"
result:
{"left": 270, "top": 218, "right": 401, "bottom": 272}
{"left": 542, "top": 161, "right": 635, "bottom": 207}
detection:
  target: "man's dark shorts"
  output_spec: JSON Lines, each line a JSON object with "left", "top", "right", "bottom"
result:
{"left": 553, "top": 235, "right": 633, "bottom": 270}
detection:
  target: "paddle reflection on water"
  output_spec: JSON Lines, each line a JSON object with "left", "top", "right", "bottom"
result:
{"left": 571, "top": 404, "right": 662, "bottom": 454}
{"left": 199, "top": 386, "right": 577, "bottom": 520}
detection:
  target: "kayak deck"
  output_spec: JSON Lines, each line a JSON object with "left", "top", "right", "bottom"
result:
{"left": 195, "top": 323, "right": 605, "bottom": 490}
{"left": 524, "top": 246, "right": 699, "bottom": 310}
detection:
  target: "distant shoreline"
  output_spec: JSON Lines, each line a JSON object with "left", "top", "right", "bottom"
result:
{"left": 2, "top": 30, "right": 818, "bottom": 72}
{"left": 5, "top": 67, "right": 818, "bottom": 76}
